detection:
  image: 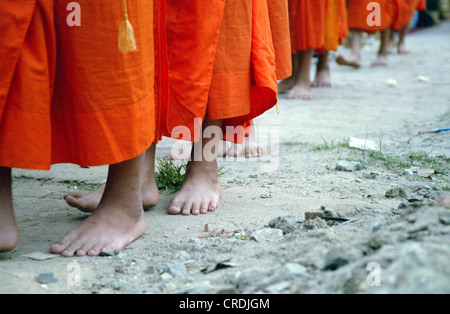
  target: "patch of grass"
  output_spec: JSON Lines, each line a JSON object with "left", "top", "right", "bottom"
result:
{"left": 156, "top": 158, "right": 225, "bottom": 192}
{"left": 312, "top": 138, "right": 350, "bottom": 151}
{"left": 156, "top": 159, "right": 187, "bottom": 192}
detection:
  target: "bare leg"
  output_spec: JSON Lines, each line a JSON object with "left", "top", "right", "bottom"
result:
{"left": 286, "top": 49, "right": 314, "bottom": 100}
{"left": 312, "top": 50, "right": 332, "bottom": 88}
{"left": 0, "top": 167, "right": 19, "bottom": 252}
{"left": 397, "top": 26, "right": 410, "bottom": 54}
{"left": 167, "top": 117, "right": 222, "bottom": 216}
{"left": 336, "top": 30, "right": 363, "bottom": 68}
{"left": 386, "top": 30, "right": 397, "bottom": 54}
{"left": 372, "top": 29, "right": 391, "bottom": 67}
{"left": 278, "top": 54, "right": 299, "bottom": 93}
{"left": 51, "top": 153, "right": 147, "bottom": 257}
{"left": 64, "top": 144, "right": 159, "bottom": 212}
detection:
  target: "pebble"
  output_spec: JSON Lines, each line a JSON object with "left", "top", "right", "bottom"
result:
{"left": 166, "top": 262, "right": 187, "bottom": 277}
{"left": 268, "top": 216, "right": 299, "bottom": 235}
{"left": 251, "top": 228, "right": 284, "bottom": 242}
{"left": 100, "top": 249, "right": 120, "bottom": 257}
{"left": 385, "top": 186, "right": 407, "bottom": 198}
{"left": 38, "top": 272, "right": 57, "bottom": 284}
{"left": 322, "top": 247, "right": 362, "bottom": 271}
{"left": 335, "top": 161, "right": 362, "bottom": 172}
{"left": 363, "top": 172, "right": 377, "bottom": 179}
{"left": 398, "top": 201, "right": 409, "bottom": 210}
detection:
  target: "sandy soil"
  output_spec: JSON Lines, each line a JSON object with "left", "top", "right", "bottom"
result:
{"left": 0, "top": 22, "right": 449, "bottom": 294}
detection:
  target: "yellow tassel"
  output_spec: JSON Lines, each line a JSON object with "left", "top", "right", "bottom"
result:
{"left": 118, "top": 0, "right": 137, "bottom": 54}
{"left": 275, "top": 103, "right": 280, "bottom": 115}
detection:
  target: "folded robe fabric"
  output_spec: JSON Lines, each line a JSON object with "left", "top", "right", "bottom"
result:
{"left": 348, "top": 0, "right": 396, "bottom": 33}
{"left": 163, "top": 0, "right": 278, "bottom": 144}
{"left": 268, "top": 0, "right": 292, "bottom": 80}
{"left": 392, "top": 0, "right": 426, "bottom": 31}
{"left": 0, "top": 0, "right": 166, "bottom": 170}
{"left": 289, "top": 0, "right": 327, "bottom": 52}
{"left": 324, "top": 0, "right": 348, "bottom": 52}
{"left": 289, "top": 0, "right": 347, "bottom": 53}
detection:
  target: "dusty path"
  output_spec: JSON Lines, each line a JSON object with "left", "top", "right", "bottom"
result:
{"left": 1, "top": 22, "right": 449, "bottom": 294}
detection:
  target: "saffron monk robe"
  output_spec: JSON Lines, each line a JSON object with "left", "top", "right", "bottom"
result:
{"left": 162, "top": 0, "right": 278, "bottom": 216}
{"left": 64, "top": 0, "right": 279, "bottom": 217}
{"left": 336, "top": 0, "right": 396, "bottom": 68}
{"left": 279, "top": 0, "right": 347, "bottom": 99}
{"left": 165, "top": 0, "right": 291, "bottom": 160}
{"left": 387, "top": 0, "right": 427, "bottom": 54}
{"left": 312, "top": 0, "right": 348, "bottom": 88}
{"left": 0, "top": 0, "right": 168, "bottom": 256}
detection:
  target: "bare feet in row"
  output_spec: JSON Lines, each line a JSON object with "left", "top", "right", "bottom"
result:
{"left": 51, "top": 152, "right": 148, "bottom": 257}
{"left": 64, "top": 145, "right": 160, "bottom": 213}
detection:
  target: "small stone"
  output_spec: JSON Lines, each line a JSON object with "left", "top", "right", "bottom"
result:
{"left": 335, "top": 161, "right": 362, "bottom": 172}
{"left": 260, "top": 194, "right": 272, "bottom": 199}
{"left": 251, "top": 228, "right": 284, "bottom": 242}
{"left": 38, "top": 272, "right": 57, "bottom": 284}
{"left": 100, "top": 249, "right": 120, "bottom": 257}
{"left": 398, "top": 201, "right": 409, "bottom": 209}
{"left": 372, "top": 222, "right": 382, "bottom": 232}
{"left": 322, "top": 247, "right": 362, "bottom": 271}
{"left": 277, "top": 263, "right": 307, "bottom": 280}
{"left": 188, "top": 237, "right": 201, "bottom": 244}
{"left": 408, "top": 193, "right": 424, "bottom": 202}
{"left": 166, "top": 262, "right": 187, "bottom": 277}
{"left": 363, "top": 172, "right": 377, "bottom": 179}
{"left": 144, "top": 266, "right": 157, "bottom": 275}
{"left": 403, "top": 169, "right": 413, "bottom": 176}
{"left": 385, "top": 187, "right": 407, "bottom": 199}
{"left": 268, "top": 216, "right": 299, "bottom": 235}
{"left": 21, "top": 252, "right": 57, "bottom": 261}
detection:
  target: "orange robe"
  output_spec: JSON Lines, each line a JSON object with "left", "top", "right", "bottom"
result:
{"left": 163, "top": 0, "right": 278, "bottom": 144}
{"left": 268, "top": 0, "right": 292, "bottom": 80}
{"left": 392, "top": 0, "right": 425, "bottom": 31}
{"left": 417, "top": 0, "right": 427, "bottom": 11}
{"left": 324, "top": 0, "right": 349, "bottom": 52}
{"left": 289, "top": 0, "right": 327, "bottom": 53}
{"left": 0, "top": 0, "right": 166, "bottom": 170}
{"left": 348, "top": 0, "right": 396, "bottom": 33}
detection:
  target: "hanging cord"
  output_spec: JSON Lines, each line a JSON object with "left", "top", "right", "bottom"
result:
{"left": 118, "top": 0, "right": 137, "bottom": 54}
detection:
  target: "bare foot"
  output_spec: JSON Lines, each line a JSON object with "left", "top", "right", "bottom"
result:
{"left": 167, "top": 117, "right": 223, "bottom": 216}
{"left": 336, "top": 54, "right": 362, "bottom": 68}
{"left": 278, "top": 76, "right": 296, "bottom": 94}
{"left": 167, "top": 160, "right": 222, "bottom": 216}
{"left": 312, "top": 68, "right": 332, "bottom": 88}
{"left": 51, "top": 154, "right": 147, "bottom": 257}
{"left": 50, "top": 201, "right": 146, "bottom": 257}
{"left": 371, "top": 54, "right": 389, "bottom": 67}
{"left": 0, "top": 168, "right": 19, "bottom": 252}
{"left": 286, "top": 82, "right": 312, "bottom": 100}
{"left": 64, "top": 145, "right": 159, "bottom": 212}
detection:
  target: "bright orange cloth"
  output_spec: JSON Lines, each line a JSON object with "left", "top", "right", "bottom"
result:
{"left": 268, "top": 0, "right": 292, "bottom": 80}
{"left": 0, "top": 0, "right": 165, "bottom": 170}
{"left": 348, "top": 0, "right": 396, "bottom": 33}
{"left": 324, "top": 0, "right": 348, "bottom": 52}
{"left": 417, "top": 0, "right": 427, "bottom": 11}
{"left": 289, "top": 0, "right": 327, "bottom": 53}
{"left": 392, "top": 0, "right": 422, "bottom": 31}
{"left": 164, "top": 0, "right": 278, "bottom": 144}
